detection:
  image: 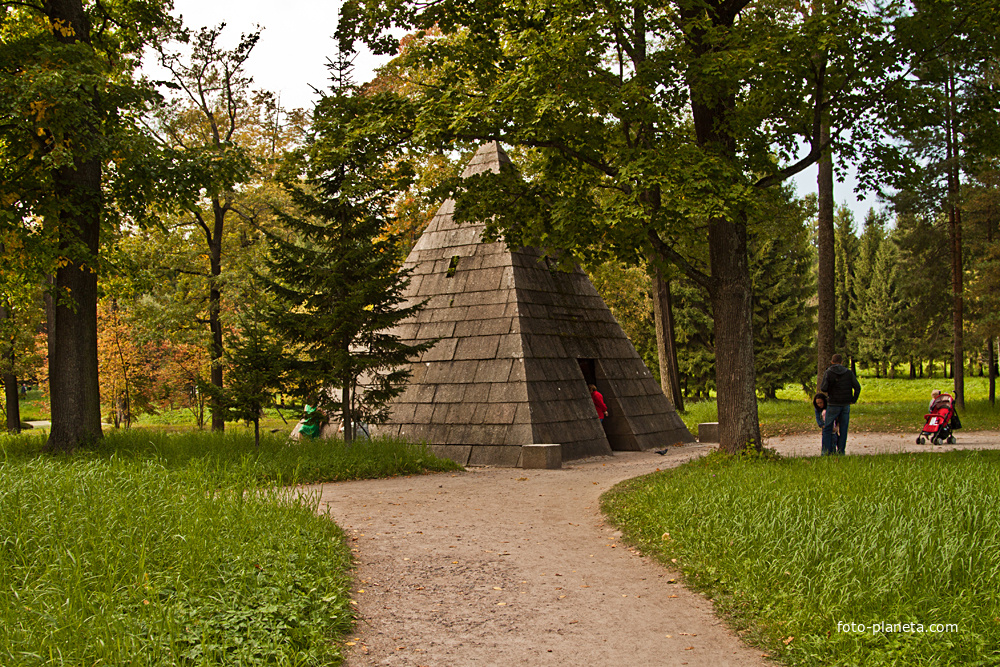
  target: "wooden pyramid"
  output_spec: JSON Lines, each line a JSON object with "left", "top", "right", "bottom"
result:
{"left": 380, "top": 142, "right": 694, "bottom": 466}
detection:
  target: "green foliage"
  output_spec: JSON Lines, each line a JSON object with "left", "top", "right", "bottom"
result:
{"left": 856, "top": 234, "right": 905, "bottom": 371}
{"left": 0, "top": 455, "right": 354, "bottom": 665}
{"left": 603, "top": 450, "right": 1000, "bottom": 666}
{"left": 665, "top": 186, "right": 817, "bottom": 400}
{"left": 337, "top": 0, "right": 895, "bottom": 453}
{"left": 751, "top": 188, "right": 817, "bottom": 398}
{"left": 265, "top": 54, "right": 431, "bottom": 441}
{"left": 586, "top": 260, "right": 659, "bottom": 381}
{"left": 833, "top": 206, "right": 858, "bottom": 356}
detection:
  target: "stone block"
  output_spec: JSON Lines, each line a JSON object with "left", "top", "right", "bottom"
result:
{"left": 521, "top": 443, "right": 561, "bottom": 469}
{"left": 453, "top": 319, "right": 483, "bottom": 338}
{"left": 423, "top": 360, "right": 479, "bottom": 383}
{"left": 484, "top": 403, "right": 517, "bottom": 425}
{"left": 487, "top": 381, "right": 525, "bottom": 404}
{"left": 466, "top": 303, "right": 507, "bottom": 320}
{"left": 417, "top": 321, "right": 457, "bottom": 340}
{"left": 444, "top": 424, "right": 472, "bottom": 445}
{"left": 468, "top": 445, "right": 522, "bottom": 467}
{"left": 496, "top": 333, "right": 523, "bottom": 358}
{"left": 513, "top": 402, "right": 534, "bottom": 424}
{"left": 454, "top": 336, "right": 500, "bottom": 361}
{"left": 465, "top": 267, "right": 505, "bottom": 292}
{"left": 431, "top": 403, "right": 451, "bottom": 424}
{"left": 412, "top": 403, "right": 435, "bottom": 424}
{"left": 428, "top": 445, "right": 472, "bottom": 466}
{"left": 698, "top": 422, "right": 720, "bottom": 443}
{"left": 462, "top": 383, "right": 491, "bottom": 403}
{"left": 389, "top": 403, "right": 416, "bottom": 423}
{"left": 409, "top": 383, "right": 438, "bottom": 404}
{"left": 504, "top": 423, "right": 534, "bottom": 445}
{"left": 447, "top": 402, "right": 478, "bottom": 424}
{"left": 434, "top": 384, "right": 467, "bottom": 403}
{"left": 421, "top": 338, "right": 458, "bottom": 362}
{"left": 453, "top": 289, "right": 508, "bottom": 308}
{"left": 474, "top": 358, "right": 514, "bottom": 383}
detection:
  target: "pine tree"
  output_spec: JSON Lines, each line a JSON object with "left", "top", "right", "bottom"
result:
{"left": 264, "top": 55, "right": 432, "bottom": 442}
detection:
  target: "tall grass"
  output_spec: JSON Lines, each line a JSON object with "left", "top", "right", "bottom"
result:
{"left": 1, "top": 430, "right": 462, "bottom": 485}
{"left": 0, "top": 457, "right": 353, "bottom": 666}
{"left": 603, "top": 450, "right": 1000, "bottom": 666}
{"left": 0, "top": 430, "right": 461, "bottom": 665}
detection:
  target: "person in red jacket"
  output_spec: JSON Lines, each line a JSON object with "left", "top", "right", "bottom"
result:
{"left": 588, "top": 384, "right": 608, "bottom": 421}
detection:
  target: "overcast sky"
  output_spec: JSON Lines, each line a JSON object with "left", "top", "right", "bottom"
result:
{"left": 166, "top": 0, "right": 877, "bottom": 224}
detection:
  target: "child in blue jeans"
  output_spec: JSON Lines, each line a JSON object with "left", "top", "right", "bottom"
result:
{"left": 813, "top": 393, "right": 839, "bottom": 435}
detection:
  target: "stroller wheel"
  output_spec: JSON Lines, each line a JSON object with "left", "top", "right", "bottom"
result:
{"left": 947, "top": 436, "right": 956, "bottom": 444}
{"left": 916, "top": 436, "right": 925, "bottom": 445}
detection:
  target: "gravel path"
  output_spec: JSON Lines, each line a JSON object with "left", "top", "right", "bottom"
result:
{"left": 314, "top": 430, "right": 1000, "bottom": 666}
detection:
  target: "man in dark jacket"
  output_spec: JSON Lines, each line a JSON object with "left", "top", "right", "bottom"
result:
{"left": 819, "top": 354, "right": 862, "bottom": 455}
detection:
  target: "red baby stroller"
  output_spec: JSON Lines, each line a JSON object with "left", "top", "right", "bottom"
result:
{"left": 916, "top": 392, "right": 961, "bottom": 445}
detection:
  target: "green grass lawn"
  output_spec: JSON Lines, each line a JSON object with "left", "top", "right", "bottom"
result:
{"left": 603, "top": 450, "right": 1000, "bottom": 666}
{"left": 680, "top": 375, "right": 1000, "bottom": 437}
{"left": 0, "top": 430, "right": 461, "bottom": 665}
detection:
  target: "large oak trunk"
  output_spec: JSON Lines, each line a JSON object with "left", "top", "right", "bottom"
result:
{"left": 209, "top": 201, "right": 226, "bottom": 432}
{"left": 39, "top": 0, "right": 104, "bottom": 452}
{"left": 0, "top": 301, "right": 21, "bottom": 433}
{"left": 45, "top": 161, "right": 104, "bottom": 452}
{"left": 3, "top": 373, "right": 19, "bottom": 433}
{"left": 708, "top": 215, "right": 762, "bottom": 453}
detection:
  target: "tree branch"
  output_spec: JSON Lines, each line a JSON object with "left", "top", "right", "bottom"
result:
{"left": 646, "top": 228, "right": 714, "bottom": 293}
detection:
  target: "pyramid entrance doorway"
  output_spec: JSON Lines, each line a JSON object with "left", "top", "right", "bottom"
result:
{"left": 379, "top": 142, "right": 694, "bottom": 466}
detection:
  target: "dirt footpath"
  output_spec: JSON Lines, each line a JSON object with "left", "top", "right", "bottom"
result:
{"left": 314, "top": 431, "right": 1000, "bottom": 667}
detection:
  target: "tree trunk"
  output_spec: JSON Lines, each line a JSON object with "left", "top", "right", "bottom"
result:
{"left": 3, "top": 372, "right": 19, "bottom": 433}
{"left": 209, "top": 199, "right": 226, "bottom": 432}
{"left": 708, "top": 214, "right": 761, "bottom": 454}
{"left": 342, "top": 382, "right": 353, "bottom": 443}
{"left": 650, "top": 267, "right": 684, "bottom": 411}
{"left": 682, "top": 1, "right": 761, "bottom": 453}
{"left": 816, "top": 121, "right": 836, "bottom": 388}
{"left": 946, "top": 72, "right": 965, "bottom": 411}
{"left": 0, "top": 301, "right": 21, "bottom": 433}
{"left": 39, "top": 0, "right": 104, "bottom": 453}
{"left": 45, "top": 162, "right": 104, "bottom": 452}
{"left": 989, "top": 337, "right": 996, "bottom": 407}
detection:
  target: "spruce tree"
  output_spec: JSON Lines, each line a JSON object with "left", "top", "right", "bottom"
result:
{"left": 833, "top": 207, "right": 858, "bottom": 362}
{"left": 750, "top": 187, "right": 817, "bottom": 398}
{"left": 894, "top": 211, "right": 951, "bottom": 374}
{"left": 850, "top": 209, "right": 888, "bottom": 373}
{"left": 857, "top": 237, "right": 905, "bottom": 375}
{"left": 264, "top": 55, "right": 432, "bottom": 442}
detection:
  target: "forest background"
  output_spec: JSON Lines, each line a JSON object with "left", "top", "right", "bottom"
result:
{"left": 1, "top": 0, "right": 999, "bottom": 452}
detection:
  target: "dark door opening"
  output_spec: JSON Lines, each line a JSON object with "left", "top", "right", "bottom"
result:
{"left": 576, "top": 358, "right": 638, "bottom": 451}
